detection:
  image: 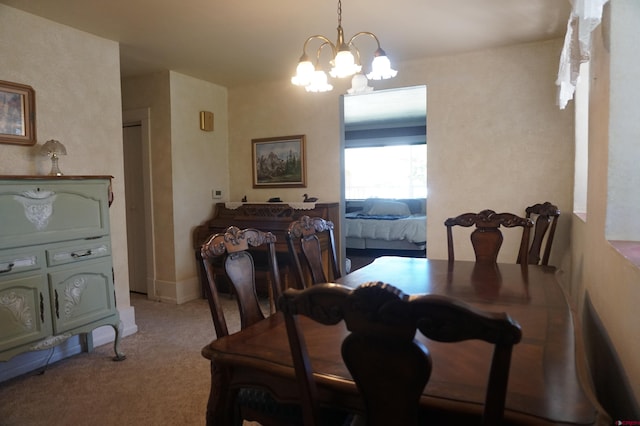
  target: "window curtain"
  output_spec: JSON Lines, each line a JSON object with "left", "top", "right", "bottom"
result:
{"left": 556, "top": 0, "right": 609, "bottom": 109}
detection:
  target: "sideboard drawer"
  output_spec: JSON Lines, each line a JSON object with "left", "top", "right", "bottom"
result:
{"left": 0, "top": 247, "right": 43, "bottom": 278}
{"left": 0, "top": 179, "right": 111, "bottom": 250}
{"left": 46, "top": 238, "right": 111, "bottom": 267}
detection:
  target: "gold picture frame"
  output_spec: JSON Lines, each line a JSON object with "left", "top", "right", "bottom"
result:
{"left": 252, "top": 135, "right": 306, "bottom": 188}
{"left": 0, "top": 80, "right": 36, "bottom": 146}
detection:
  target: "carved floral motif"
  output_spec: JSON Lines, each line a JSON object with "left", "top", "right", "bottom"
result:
{"left": 13, "top": 190, "right": 57, "bottom": 230}
{"left": 0, "top": 292, "right": 33, "bottom": 330}
{"left": 63, "top": 277, "right": 87, "bottom": 318}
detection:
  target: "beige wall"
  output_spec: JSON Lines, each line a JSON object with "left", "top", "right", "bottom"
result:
{"left": 0, "top": 6, "right": 133, "bottom": 328}
{"left": 169, "top": 72, "right": 229, "bottom": 302}
{"left": 121, "top": 71, "right": 228, "bottom": 303}
{"left": 121, "top": 72, "right": 175, "bottom": 298}
{"left": 228, "top": 39, "right": 574, "bottom": 267}
{"left": 571, "top": 0, "right": 640, "bottom": 406}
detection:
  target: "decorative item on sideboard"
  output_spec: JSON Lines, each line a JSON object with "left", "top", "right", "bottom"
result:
{"left": 0, "top": 80, "right": 37, "bottom": 146}
{"left": 303, "top": 193, "right": 318, "bottom": 202}
{"left": 40, "top": 139, "right": 67, "bottom": 176}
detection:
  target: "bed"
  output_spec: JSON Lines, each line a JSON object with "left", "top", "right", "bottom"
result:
{"left": 344, "top": 198, "right": 426, "bottom": 252}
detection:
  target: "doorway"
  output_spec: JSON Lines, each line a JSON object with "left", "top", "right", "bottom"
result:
{"left": 340, "top": 86, "right": 427, "bottom": 270}
{"left": 122, "top": 108, "right": 154, "bottom": 296}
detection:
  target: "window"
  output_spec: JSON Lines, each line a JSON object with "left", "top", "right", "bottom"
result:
{"left": 344, "top": 144, "right": 427, "bottom": 199}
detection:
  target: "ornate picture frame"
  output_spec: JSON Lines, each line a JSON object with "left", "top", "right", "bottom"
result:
{"left": 0, "top": 80, "right": 36, "bottom": 146}
{"left": 252, "top": 135, "right": 306, "bottom": 188}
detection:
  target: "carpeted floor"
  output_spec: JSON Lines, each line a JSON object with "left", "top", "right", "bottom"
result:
{"left": 0, "top": 293, "right": 264, "bottom": 426}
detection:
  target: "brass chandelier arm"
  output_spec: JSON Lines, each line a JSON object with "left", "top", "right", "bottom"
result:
{"left": 347, "top": 31, "right": 383, "bottom": 51}
{"left": 299, "top": 35, "right": 337, "bottom": 61}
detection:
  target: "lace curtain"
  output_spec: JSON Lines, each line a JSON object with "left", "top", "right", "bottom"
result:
{"left": 556, "top": 0, "right": 609, "bottom": 109}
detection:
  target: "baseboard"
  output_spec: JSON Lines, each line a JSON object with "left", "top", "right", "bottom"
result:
{"left": 154, "top": 276, "right": 202, "bottom": 304}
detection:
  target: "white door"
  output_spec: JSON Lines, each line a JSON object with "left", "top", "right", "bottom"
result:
{"left": 123, "top": 124, "right": 148, "bottom": 294}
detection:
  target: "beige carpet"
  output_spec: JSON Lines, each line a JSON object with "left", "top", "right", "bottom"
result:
{"left": 0, "top": 292, "right": 266, "bottom": 426}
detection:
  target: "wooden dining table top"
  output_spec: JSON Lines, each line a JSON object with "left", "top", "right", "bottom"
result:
{"left": 202, "top": 256, "right": 610, "bottom": 425}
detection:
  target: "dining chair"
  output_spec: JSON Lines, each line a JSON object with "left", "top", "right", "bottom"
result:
{"left": 279, "top": 281, "right": 523, "bottom": 426}
{"left": 286, "top": 215, "right": 341, "bottom": 288}
{"left": 201, "top": 226, "right": 299, "bottom": 426}
{"left": 518, "top": 201, "right": 560, "bottom": 266}
{"left": 445, "top": 209, "right": 533, "bottom": 264}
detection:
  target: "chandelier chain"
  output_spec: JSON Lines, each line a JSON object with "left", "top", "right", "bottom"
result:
{"left": 337, "top": 0, "right": 342, "bottom": 27}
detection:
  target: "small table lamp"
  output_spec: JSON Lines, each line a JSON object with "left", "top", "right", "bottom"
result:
{"left": 40, "top": 139, "right": 67, "bottom": 176}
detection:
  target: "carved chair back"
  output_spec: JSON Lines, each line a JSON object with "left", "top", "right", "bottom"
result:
{"left": 518, "top": 202, "right": 560, "bottom": 266}
{"left": 445, "top": 209, "right": 533, "bottom": 264}
{"left": 202, "top": 228, "right": 312, "bottom": 426}
{"left": 200, "top": 226, "right": 282, "bottom": 338}
{"left": 286, "top": 216, "right": 340, "bottom": 288}
{"left": 279, "top": 281, "right": 522, "bottom": 426}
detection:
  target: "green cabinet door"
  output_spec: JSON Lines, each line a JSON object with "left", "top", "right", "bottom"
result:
{"left": 0, "top": 274, "right": 53, "bottom": 355}
{"left": 48, "top": 259, "right": 116, "bottom": 335}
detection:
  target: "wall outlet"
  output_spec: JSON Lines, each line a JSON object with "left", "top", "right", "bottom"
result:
{"left": 212, "top": 189, "right": 222, "bottom": 199}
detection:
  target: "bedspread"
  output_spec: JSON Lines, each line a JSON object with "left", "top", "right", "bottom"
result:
{"left": 345, "top": 213, "right": 426, "bottom": 243}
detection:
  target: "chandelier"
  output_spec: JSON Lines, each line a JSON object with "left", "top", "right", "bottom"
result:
{"left": 291, "top": 0, "right": 397, "bottom": 93}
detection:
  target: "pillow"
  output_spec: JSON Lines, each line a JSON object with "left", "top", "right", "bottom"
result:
{"left": 366, "top": 199, "right": 411, "bottom": 216}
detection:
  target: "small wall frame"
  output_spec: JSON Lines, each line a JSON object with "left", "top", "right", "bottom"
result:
{"left": 252, "top": 135, "right": 306, "bottom": 188}
{"left": 0, "top": 80, "right": 36, "bottom": 146}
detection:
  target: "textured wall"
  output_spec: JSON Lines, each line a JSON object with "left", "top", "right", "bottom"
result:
{"left": 0, "top": 5, "right": 131, "bottom": 312}
{"left": 228, "top": 39, "right": 573, "bottom": 266}
{"left": 572, "top": 0, "right": 640, "bottom": 408}
{"left": 121, "top": 71, "right": 229, "bottom": 303}
{"left": 169, "top": 71, "right": 229, "bottom": 302}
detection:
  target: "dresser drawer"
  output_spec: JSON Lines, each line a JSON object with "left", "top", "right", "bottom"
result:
{"left": 0, "top": 179, "right": 111, "bottom": 250}
{"left": 0, "top": 247, "right": 43, "bottom": 278}
{"left": 46, "top": 238, "right": 111, "bottom": 267}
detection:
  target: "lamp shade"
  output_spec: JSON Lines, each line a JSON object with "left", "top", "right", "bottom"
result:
{"left": 40, "top": 139, "right": 67, "bottom": 156}
{"left": 40, "top": 139, "right": 67, "bottom": 176}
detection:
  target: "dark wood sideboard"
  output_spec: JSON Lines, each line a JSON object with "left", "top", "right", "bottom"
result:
{"left": 193, "top": 202, "right": 340, "bottom": 296}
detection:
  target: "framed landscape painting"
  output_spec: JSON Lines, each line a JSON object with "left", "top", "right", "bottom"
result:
{"left": 0, "top": 80, "right": 36, "bottom": 146}
{"left": 252, "top": 135, "right": 306, "bottom": 188}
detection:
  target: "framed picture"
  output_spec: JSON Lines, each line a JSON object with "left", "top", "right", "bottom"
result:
{"left": 0, "top": 80, "right": 36, "bottom": 146}
{"left": 252, "top": 135, "right": 306, "bottom": 188}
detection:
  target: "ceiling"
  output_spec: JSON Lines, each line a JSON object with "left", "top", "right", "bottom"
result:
{"left": 1, "top": 0, "right": 571, "bottom": 89}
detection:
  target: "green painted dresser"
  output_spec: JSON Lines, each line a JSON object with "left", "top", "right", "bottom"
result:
{"left": 0, "top": 176, "right": 125, "bottom": 362}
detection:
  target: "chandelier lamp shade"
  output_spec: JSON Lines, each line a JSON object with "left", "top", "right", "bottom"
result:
{"left": 291, "top": 0, "right": 397, "bottom": 93}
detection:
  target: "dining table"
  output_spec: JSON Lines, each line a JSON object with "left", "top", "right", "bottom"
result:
{"left": 201, "top": 256, "right": 610, "bottom": 425}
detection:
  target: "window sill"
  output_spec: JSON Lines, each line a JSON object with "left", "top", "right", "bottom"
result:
{"left": 610, "top": 240, "right": 640, "bottom": 269}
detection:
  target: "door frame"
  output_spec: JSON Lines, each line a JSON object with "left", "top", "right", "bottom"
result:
{"left": 122, "top": 108, "right": 156, "bottom": 298}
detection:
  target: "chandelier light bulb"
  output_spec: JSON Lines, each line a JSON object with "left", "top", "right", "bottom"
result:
{"left": 292, "top": 60, "right": 315, "bottom": 86}
{"left": 330, "top": 50, "right": 361, "bottom": 79}
{"left": 305, "top": 70, "right": 333, "bottom": 93}
{"left": 367, "top": 54, "right": 398, "bottom": 80}
{"left": 347, "top": 73, "right": 373, "bottom": 94}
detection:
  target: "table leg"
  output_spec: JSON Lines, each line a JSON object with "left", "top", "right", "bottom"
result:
{"left": 207, "top": 360, "right": 232, "bottom": 426}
